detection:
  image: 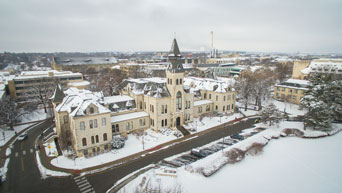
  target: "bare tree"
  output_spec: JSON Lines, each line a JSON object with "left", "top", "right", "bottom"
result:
{"left": 275, "top": 62, "right": 293, "bottom": 82}
{"left": 29, "top": 78, "right": 57, "bottom": 113}
{"left": 0, "top": 96, "right": 28, "bottom": 130}
{"left": 234, "top": 70, "right": 255, "bottom": 111}
{"left": 97, "top": 69, "right": 125, "bottom": 96}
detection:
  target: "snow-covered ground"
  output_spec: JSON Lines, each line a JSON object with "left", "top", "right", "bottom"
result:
{"left": 19, "top": 107, "right": 50, "bottom": 123}
{"left": 44, "top": 141, "right": 58, "bottom": 157}
{"left": 117, "top": 126, "right": 342, "bottom": 193}
{"left": 184, "top": 113, "right": 245, "bottom": 133}
{"left": 51, "top": 129, "right": 178, "bottom": 170}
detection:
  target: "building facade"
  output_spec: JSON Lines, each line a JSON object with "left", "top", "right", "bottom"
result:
{"left": 52, "top": 56, "right": 118, "bottom": 72}
{"left": 273, "top": 79, "right": 310, "bottom": 104}
{"left": 53, "top": 39, "right": 236, "bottom": 157}
{"left": 7, "top": 70, "right": 88, "bottom": 101}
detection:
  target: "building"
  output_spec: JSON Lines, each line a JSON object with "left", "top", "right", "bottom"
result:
{"left": 7, "top": 70, "right": 89, "bottom": 101}
{"left": 273, "top": 79, "right": 310, "bottom": 104}
{"left": 292, "top": 59, "right": 342, "bottom": 80}
{"left": 52, "top": 39, "right": 235, "bottom": 157}
{"left": 51, "top": 56, "right": 118, "bottom": 72}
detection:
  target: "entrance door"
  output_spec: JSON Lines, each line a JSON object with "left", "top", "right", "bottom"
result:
{"left": 176, "top": 117, "right": 181, "bottom": 126}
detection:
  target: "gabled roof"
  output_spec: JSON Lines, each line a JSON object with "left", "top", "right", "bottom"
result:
{"left": 52, "top": 84, "right": 65, "bottom": 103}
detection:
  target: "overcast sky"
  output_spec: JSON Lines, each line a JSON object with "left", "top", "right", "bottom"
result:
{"left": 0, "top": 0, "right": 341, "bottom": 53}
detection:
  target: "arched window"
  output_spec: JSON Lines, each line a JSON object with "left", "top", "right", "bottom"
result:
{"left": 176, "top": 91, "right": 182, "bottom": 111}
{"left": 103, "top": 133, "right": 107, "bottom": 141}
{"left": 162, "top": 105, "right": 164, "bottom": 114}
{"left": 96, "top": 135, "right": 99, "bottom": 143}
{"left": 91, "top": 136, "right": 95, "bottom": 144}
{"left": 115, "top": 124, "right": 119, "bottom": 132}
{"left": 82, "top": 138, "right": 87, "bottom": 146}
{"left": 162, "top": 120, "right": 164, "bottom": 127}
{"left": 176, "top": 79, "right": 179, "bottom": 85}
{"left": 90, "top": 107, "right": 94, "bottom": 114}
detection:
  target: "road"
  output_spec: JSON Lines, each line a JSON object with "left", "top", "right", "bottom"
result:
{"left": 0, "top": 119, "right": 79, "bottom": 193}
{"left": 0, "top": 117, "right": 256, "bottom": 193}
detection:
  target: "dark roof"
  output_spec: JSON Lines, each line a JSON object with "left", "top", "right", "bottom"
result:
{"left": 53, "top": 84, "right": 65, "bottom": 103}
{"left": 167, "top": 39, "right": 184, "bottom": 73}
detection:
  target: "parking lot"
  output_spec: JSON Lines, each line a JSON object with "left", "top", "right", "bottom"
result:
{"left": 159, "top": 126, "right": 266, "bottom": 168}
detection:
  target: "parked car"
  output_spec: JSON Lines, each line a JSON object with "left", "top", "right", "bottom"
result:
{"left": 18, "top": 132, "right": 28, "bottom": 141}
{"left": 231, "top": 133, "right": 244, "bottom": 140}
{"left": 191, "top": 148, "right": 207, "bottom": 158}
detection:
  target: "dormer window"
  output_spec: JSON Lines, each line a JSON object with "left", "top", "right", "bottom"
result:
{"left": 90, "top": 107, "right": 94, "bottom": 114}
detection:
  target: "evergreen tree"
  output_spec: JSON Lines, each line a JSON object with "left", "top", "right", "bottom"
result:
{"left": 301, "top": 74, "right": 342, "bottom": 130}
{"left": 260, "top": 103, "right": 284, "bottom": 126}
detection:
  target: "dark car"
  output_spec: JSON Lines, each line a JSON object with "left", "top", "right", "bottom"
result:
{"left": 231, "top": 133, "right": 244, "bottom": 140}
{"left": 191, "top": 148, "right": 207, "bottom": 158}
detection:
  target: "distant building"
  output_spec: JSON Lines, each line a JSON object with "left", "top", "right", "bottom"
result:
{"left": 292, "top": 58, "right": 342, "bottom": 80}
{"left": 52, "top": 39, "right": 236, "bottom": 157}
{"left": 7, "top": 70, "right": 88, "bottom": 101}
{"left": 51, "top": 56, "right": 118, "bottom": 72}
{"left": 273, "top": 79, "right": 310, "bottom": 104}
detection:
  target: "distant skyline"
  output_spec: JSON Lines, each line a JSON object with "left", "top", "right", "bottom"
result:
{"left": 0, "top": 0, "right": 341, "bottom": 53}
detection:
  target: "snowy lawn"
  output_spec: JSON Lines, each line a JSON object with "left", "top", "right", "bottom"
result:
{"left": 118, "top": 127, "right": 342, "bottom": 193}
{"left": 19, "top": 107, "right": 50, "bottom": 123}
{"left": 51, "top": 129, "right": 178, "bottom": 170}
{"left": 0, "top": 123, "right": 35, "bottom": 147}
{"left": 184, "top": 112, "right": 248, "bottom": 133}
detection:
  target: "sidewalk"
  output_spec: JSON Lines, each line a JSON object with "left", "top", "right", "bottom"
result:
{"left": 37, "top": 115, "right": 257, "bottom": 175}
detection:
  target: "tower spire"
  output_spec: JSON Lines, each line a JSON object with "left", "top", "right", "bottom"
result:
{"left": 167, "top": 38, "right": 184, "bottom": 73}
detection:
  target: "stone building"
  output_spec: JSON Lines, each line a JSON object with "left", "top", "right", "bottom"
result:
{"left": 52, "top": 39, "right": 236, "bottom": 157}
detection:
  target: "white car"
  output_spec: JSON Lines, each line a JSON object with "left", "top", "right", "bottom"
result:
{"left": 18, "top": 132, "right": 28, "bottom": 141}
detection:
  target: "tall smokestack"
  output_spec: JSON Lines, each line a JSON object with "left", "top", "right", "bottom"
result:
{"left": 210, "top": 31, "right": 214, "bottom": 49}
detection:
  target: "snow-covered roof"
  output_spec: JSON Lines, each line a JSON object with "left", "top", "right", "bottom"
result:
{"left": 276, "top": 79, "right": 310, "bottom": 89}
{"left": 56, "top": 88, "right": 110, "bottom": 117}
{"left": 183, "top": 77, "right": 233, "bottom": 93}
{"left": 67, "top": 80, "right": 90, "bottom": 87}
{"left": 54, "top": 56, "right": 118, "bottom": 66}
{"left": 110, "top": 111, "right": 149, "bottom": 123}
{"left": 194, "top": 100, "right": 213, "bottom": 106}
{"left": 14, "top": 70, "right": 82, "bottom": 80}
{"left": 306, "top": 58, "right": 342, "bottom": 74}
{"left": 103, "top": 95, "right": 134, "bottom": 105}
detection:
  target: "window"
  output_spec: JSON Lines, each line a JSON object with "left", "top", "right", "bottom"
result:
{"left": 295, "top": 89, "right": 298, "bottom": 93}
{"left": 165, "top": 119, "right": 167, "bottom": 126}
{"left": 90, "top": 107, "right": 94, "bottom": 114}
{"left": 176, "top": 91, "right": 182, "bottom": 111}
{"left": 126, "top": 122, "right": 130, "bottom": 130}
{"left": 209, "top": 94, "right": 211, "bottom": 99}
{"left": 170, "top": 79, "right": 172, "bottom": 85}
{"left": 282, "top": 88, "right": 285, "bottom": 92}
{"left": 277, "top": 87, "right": 280, "bottom": 91}
{"left": 168, "top": 78, "right": 169, "bottom": 84}
{"left": 89, "top": 120, "right": 94, "bottom": 129}
{"left": 216, "top": 105, "right": 218, "bottom": 110}
{"left": 63, "top": 115, "right": 68, "bottom": 124}
{"left": 162, "top": 105, "right": 164, "bottom": 114}
{"left": 140, "top": 102, "right": 142, "bottom": 110}
{"left": 102, "top": 118, "right": 106, "bottom": 126}
{"left": 293, "top": 95, "right": 297, "bottom": 100}
{"left": 143, "top": 119, "right": 146, "bottom": 126}
{"left": 231, "top": 104, "right": 234, "bottom": 110}
{"left": 224, "top": 96, "right": 226, "bottom": 101}
{"left": 180, "top": 79, "right": 182, "bottom": 84}
{"left": 165, "top": 105, "right": 167, "bottom": 113}
{"left": 223, "top": 106, "right": 225, "bottom": 111}
{"left": 96, "top": 135, "right": 99, "bottom": 143}
{"left": 140, "top": 119, "right": 143, "bottom": 126}
{"left": 83, "top": 150, "right": 88, "bottom": 156}
{"left": 104, "top": 144, "right": 108, "bottom": 150}
{"left": 116, "top": 124, "right": 119, "bottom": 132}
{"left": 204, "top": 93, "right": 207, "bottom": 99}
{"left": 176, "top": 79, "right": 179, "bottom": 85}
{"left": 206, "top": 105, "right": 210, "bottom": 112}
{"left": 290, "top": 89, "right": 293, "bottom": 93}
{"left": 91, "top": 136, "right": 95, "bottom": 144}
{"left": 80, "top": 121, "right": 85, "bottom": 130}
{"left": 216, "top": 95, "right": 218, "bottom": 101}
{"left": 198, "top": 106, "right": 202, "bottom": 113}
{"left": 276, "top": 93, "right": 279, "bottom": 97}
{"left": 82, "top": 138, "right": 87, "bottom": 146}
{"left": 162, "top": 120, "right": 164, "bottom": 127}
{"left": 94, "top": 119, "right": 98, "bottom": 128}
